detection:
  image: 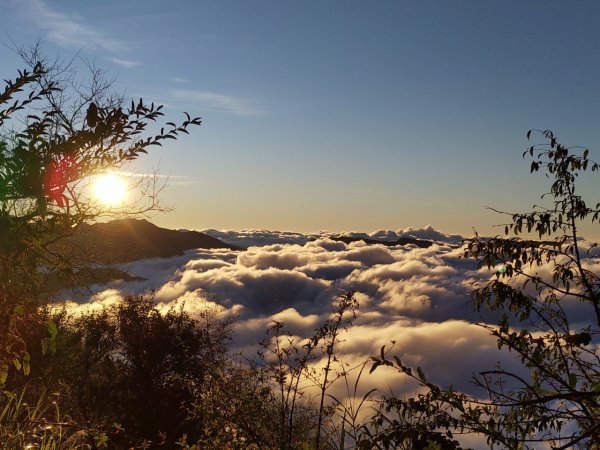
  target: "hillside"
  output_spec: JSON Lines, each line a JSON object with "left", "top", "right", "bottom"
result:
{"left": 53, "top": 218, "right": 240, "bottom": 265}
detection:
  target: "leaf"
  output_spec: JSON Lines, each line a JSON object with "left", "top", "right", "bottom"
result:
{"left": 47, "top": 319, "right": 58, "bottom": 338}
{"left": 369, "top": 362, "right": 380, "bottom": 374}
{"left": 22, "top": 351, "right": 30, "bottom": 376}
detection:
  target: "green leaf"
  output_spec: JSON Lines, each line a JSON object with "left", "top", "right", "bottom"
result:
{"left": 47, "top": 319, "right": 58, "bottom": 338}
{"left": 22, "top": 351, "right": 30, "bottom": 377}
{"left": 94, "top": 432, "right": 109, "bottom": 448}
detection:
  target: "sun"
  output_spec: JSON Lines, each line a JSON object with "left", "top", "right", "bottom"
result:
{"left": 93, "top": 173, "right": 127, "bottom": 206}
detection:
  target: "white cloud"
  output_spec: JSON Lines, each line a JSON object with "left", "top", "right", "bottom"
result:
{"left": 12, "top": 0, "right": 124, "bottom": 52}
{"left": 109, "top": 57, "right": 141, "bottom": 69}
{"left": 200, "top": 226, "right": 464, "bottom": 249}
{"left": 11, "top": 0, "right": 140, "bottom": 69}
{"left": 200, "top": 229, "right": 320, "bottom": 248}
{"left": 396, "top": 224, "right": 465, "bottom": 244}
{"left": 340, "top": 225, "right": 464, "bottom": 245}
{"left": 170, "top": 89, "right": 265, "bottom": 116}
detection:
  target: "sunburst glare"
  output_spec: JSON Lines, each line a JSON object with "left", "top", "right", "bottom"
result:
{"left": 93, "top": 173, "right": 127, "bottom": 206}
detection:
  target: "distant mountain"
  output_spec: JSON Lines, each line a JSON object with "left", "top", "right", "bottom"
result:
{"left": 331, "top": 235, "right": 435, "bottom": 248}
{"left": 54, "top": 218, "right": 240, "bottom": 265}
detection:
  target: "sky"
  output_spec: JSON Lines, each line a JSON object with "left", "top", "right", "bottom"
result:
{"left": 2, "top": 0, "right": 600, "bottom": 237}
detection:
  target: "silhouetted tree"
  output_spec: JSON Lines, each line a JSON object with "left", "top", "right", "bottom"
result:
{"left": 0, "top": 54, "right": 201, "bottom": 385}
{"left": 42, "top": 296, "right": 232, "bottom": 448}
{"left": 367, "top": 130, "right": 600, "bottom": 449}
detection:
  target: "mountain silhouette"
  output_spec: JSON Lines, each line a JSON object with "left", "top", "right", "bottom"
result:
{"left": 54, "top": 218, "right": 240, "bottom": 264}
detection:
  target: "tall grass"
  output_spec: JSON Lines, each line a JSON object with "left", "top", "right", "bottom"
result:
{"left": 0, "top": 388, "right": 97, "bottom": 449}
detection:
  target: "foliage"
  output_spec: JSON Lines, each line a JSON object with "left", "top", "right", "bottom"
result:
{"left": 0, "top": 387, "right": 108, "bottom": 449}
{"left": 326, "top": 358, "right": 377, "bottom": 449}
{"left": 0, "top": 53, "right": 200, "bottom": 385}
{"left": 367, "top": 130, "right": 600, "bottom": 449}
{"left": 5, "top": 295, "right": 234, "bottom": 448}
{"left": 258, "top": 291, "right": 361, "bottom": 450}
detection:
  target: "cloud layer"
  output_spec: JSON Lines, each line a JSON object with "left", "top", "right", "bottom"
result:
{"left": 63, "top": 228, "right": 502, "bottom": 383}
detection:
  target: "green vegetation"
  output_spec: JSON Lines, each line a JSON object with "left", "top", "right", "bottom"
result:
{"left": 2, "top": 50, "right": 600, "bottom": 449}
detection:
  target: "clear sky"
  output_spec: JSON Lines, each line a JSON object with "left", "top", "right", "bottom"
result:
{"left": 2, "top": 0, "right": 600, "bottom": 237}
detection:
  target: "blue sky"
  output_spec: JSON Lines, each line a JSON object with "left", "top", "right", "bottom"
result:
{"left": 2, "top": 0, "right": 600, "bottom": 237}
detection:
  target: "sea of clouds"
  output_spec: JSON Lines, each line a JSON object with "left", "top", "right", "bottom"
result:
{"left": 63, "top": 227, "right": 518, "bottom": 390}
{"left": 63, "top": 225, "right": 589, "bottom": 448}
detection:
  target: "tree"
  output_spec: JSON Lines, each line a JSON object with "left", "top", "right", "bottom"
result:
{"left": 0, "top": 55, "right": 201, "bottom": 384}
{"left": 20, "top": 295, "right": 232, "bottom": 448}
{"left": 366, "top": 130, "right": 600, "bottom": 449}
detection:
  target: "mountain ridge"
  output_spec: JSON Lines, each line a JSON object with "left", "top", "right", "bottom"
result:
{"left": 54, "top": 218, "right": 240, "bottom": 265}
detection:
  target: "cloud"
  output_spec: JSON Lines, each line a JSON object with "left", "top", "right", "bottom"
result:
{"left": 67, "top": 229, "right": 482, "bottom": 325}
{"left": 396, "top": 225, "right": 465, "bottom": 244}
{"left": 341, "top": 225, "right": 464, "bottom": 245}
{"left": 10, "top": 0, "right": 140, "bottom": 69}
{"left": 200, "top": 226, "right": 464, "bottom": 249}
{"left": 12, "top": 0, "right": 124, "bottom": 53}
{"left": 117, "top": 171, "right": 201, "bottom": 186}
{"left": 170, "top": 89, "right": 265, "bottom": 116}
{"left": 109, "top": 57, "right": 141, "bottom": 69}
{"left": 200, "top": 229, "right": 321, "bottom": 248}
